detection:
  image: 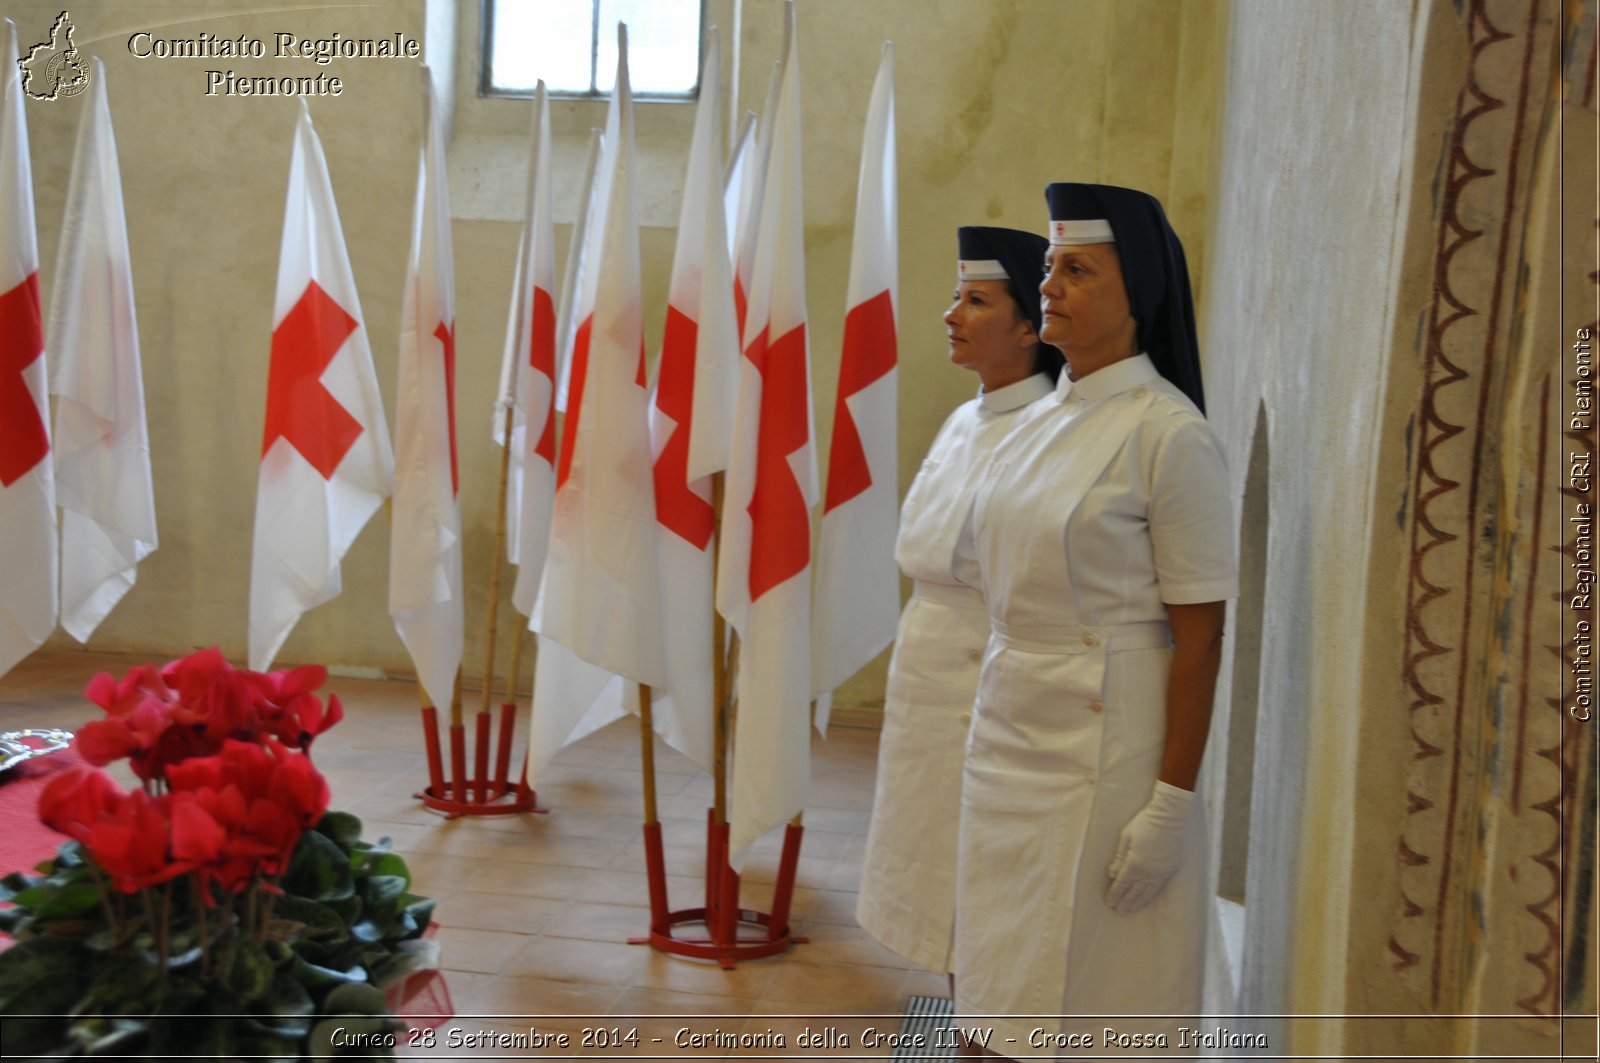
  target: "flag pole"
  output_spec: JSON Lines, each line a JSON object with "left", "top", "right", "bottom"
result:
{"left": 639, "top": 682, "right": 670, "bottom": 933}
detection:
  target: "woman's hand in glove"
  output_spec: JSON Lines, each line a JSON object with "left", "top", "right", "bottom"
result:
{"left": 1105, "top": 780, "right": 1193, "bottom": 916}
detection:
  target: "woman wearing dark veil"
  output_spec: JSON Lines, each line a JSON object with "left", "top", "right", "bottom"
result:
{"left": 955, "top": 185, "right": 1236, "bottom": 1057}
{"left": 857, "top": 226, "right": 1058, "bottom": 977}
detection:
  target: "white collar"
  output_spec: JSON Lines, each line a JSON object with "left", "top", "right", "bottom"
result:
{"left": 980, "top": 372, "right": 1054, "bottom": 413}
{"left": 1055, "top": 353, "right": 1160, "bottom": 404}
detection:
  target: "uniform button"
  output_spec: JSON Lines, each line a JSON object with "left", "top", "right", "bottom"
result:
{"left": 1132, "top": 386, "right": 1148, "bottom": 398}
{"left": 959, "top": 712, "right": 972, "bottom": 727}
{"left": 1085, "top": 773, "right": 1097, "bottom": 786}
{"left": 1081, "top": 633, "right": 1097, "bottom": 647}
{"left": 968, "top": 648, "right": 983, "bottom": 664}
{"left": 1089, "top": 699, "right": 1104, "bottom": 714}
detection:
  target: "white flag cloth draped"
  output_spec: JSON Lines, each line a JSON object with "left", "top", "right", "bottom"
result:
{"left": 390, "top": 70, "right": 464, "bottom": 714}
{"left": 49, "top": 62, "right": 155, "bottom": 643}
{"left": 716, "top": 3, "right": 815, "bottom": 868}
{"left": 249, "top": 101, "right": 393, "bottom": 671}
{"left": 729, "top": 57, "right": 784, "bottom": 344}
{"left": 507, "top": 82, "right": 559, "bottom": 616}
{"left": 646, "top": 31, "right": 735, "bottom": 773}
{"left": 529, "top": 26, "right": 665, "bottom": 782}
{"left": 554, "top": 129, "right": 603, "bottom": 413}
{"left": 0, "top": 20, "right": 56, "bottom": 678}
{"left": 811, "top": 43, "right": 899, "bottom": 735}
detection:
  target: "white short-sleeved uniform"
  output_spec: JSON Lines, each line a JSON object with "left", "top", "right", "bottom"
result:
{"left": 856, "top": 373, "right": 1054, "bottom": 973}
{"left": 954, "top": 355, "right": 1237, "bottom": 1051}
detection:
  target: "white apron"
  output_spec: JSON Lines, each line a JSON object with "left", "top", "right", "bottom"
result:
{"left": 857, "top": 374, "right": 1052, "bottom": 973}
{"left": 956, "top": 358, "right": 1217, "bottom": 1054}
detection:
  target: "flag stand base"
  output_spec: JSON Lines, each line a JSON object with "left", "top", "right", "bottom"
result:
{"left": 627, "top": 811, "right": 808, "bottom": 968}
{"left": 415, "top": 704, "right": 546, "bottom": 818}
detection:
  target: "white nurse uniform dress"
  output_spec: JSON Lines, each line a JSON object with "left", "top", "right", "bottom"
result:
{"left": 955, "top": 354, "right": 1236, "bottom": 1051}
{"left": 856, "top": 372, "right": 1054, "bottom": 973}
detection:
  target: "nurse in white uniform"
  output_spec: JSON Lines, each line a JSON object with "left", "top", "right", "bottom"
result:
{"left": 858, "top": 226, "right": 1059, "bottom": 975}
{"left": 955, "top": 184, "right": 1236, "bottom": 1058}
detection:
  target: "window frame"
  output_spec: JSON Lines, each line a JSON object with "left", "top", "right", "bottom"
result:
{"left": 478, "top": 0, "right": 706, "bottom": 103}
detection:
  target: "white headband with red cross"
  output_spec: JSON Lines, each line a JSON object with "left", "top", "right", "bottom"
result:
{"left": 1049, "top": 218, "right": 1116, "bottom": 246}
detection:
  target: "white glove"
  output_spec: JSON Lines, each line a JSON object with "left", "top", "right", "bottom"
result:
{"left": 1105, "top": 780, "right": 1193, "bottom": 916}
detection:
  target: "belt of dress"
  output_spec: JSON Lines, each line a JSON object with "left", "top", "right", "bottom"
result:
{"left": 990, "top": 618, "right": 1172, "bottom": 655}
{"left": 910, "top": 579, "right": 985, "bottom": 611}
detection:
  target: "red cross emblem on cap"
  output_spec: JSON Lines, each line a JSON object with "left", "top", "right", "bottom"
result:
{"left": 958, "top": 261, "right": 966, "bottom": 274}
{"left": 1054, "top": 221, "right": 1065, "bottom": 235}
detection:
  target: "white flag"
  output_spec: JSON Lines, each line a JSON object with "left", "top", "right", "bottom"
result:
{"left": 529, "top": 25, "right": 665, "bottom": 780}
{"left": 390, "top": 70, "right": 464, "bottom": 713}
{"left": 646, "top": 31, "right": 736, "bottom": 773}
{"left": 249, "top": 101, "right": 393, "bottom": 672}
{"left": 715, "top": 2, "right": 815, "bottom": 868}
{"left": 508, "top": 83, "right": 559, "bottom": 616}
{"left": 812, "top": 43, "right": 899, "bottom": 734}
{"left": 50, "top": 61, "right": 155, "bottom": 643}
{"left": 0, "top": 19, "right": 55, "bottom": 677}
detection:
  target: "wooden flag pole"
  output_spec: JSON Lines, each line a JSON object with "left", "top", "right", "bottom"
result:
{"left": 412, "top": 403, "right": 540, "bottom": 818}
{"left": 480, "top": 402, "right": 517, "bottom": 717}
{"left": 638, "top": 683, "right": 671, "bottom": 934}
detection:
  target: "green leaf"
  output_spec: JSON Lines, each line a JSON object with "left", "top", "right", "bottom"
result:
{"left": 224, "top": 934, "right": 276, "bottom": 1001}
{"left": 0, "top": 869, "right": 41, "bottom": 900}
{"left": 291, "top": 954, "right": 367, "bottom": 988}
{"left": 276, "top": 895, "right": 347, "bottom": 938}
{"left": 33, "top": 879, "right": 103, "bottom": 921}
{"left": 316, "top": 810, "right": 364, "bottom": 852}
{"left": 284, "top": 829, "right": 355, "bottom": 902}
{"left": 77, "top": 951, "right": 166, "bottom": 1015}
{"left": 259, "top": 971, "right": 315, "bottom": 1028}
{"left": 66, "top": 1014, "right": 146, "bottom": 1054}
{"left": 401, "top": 897, "right": 436, "bottom": 939}
{"left": 322, "top": 979, "right": 390, "bottom": 1016}
{"left": 0, "top": 935, "right": 92, "bottom": 1013}
{"left": 327, "top": 892, "right": 363, "bottom": 924}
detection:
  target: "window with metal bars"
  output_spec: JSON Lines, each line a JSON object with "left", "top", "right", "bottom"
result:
{"left": 482, "top": 0, "right": 703, "bottom": 100}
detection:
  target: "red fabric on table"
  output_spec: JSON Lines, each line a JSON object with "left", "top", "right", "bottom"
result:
{"left": 0, "top": 747, "right": 79, "bottom": 876}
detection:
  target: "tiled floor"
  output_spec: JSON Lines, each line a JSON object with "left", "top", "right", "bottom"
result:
{"left": 0, "top": 649, "right": 944, "bottom": 1060}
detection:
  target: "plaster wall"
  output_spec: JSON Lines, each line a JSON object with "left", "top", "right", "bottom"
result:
{"left": 1199, "top": 0, "right": 1421, "bottom": 1044}
{"left": 1206, "top": 1, "right": 1594, "bottom": 1058}
{"left": 13, "top": 0, "right": 1222, "bottom": 719}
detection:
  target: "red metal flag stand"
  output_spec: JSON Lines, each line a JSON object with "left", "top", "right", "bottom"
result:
{"left": 627, "top": 611, "right": 808, "bottom": 968}
{"left": 415, "top": 403, "right": 544, "bottom": 819}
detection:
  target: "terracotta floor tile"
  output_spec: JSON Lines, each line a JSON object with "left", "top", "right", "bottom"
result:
{"left": 759, "top": 960, "right": 909, "bottom": 1012}
{"left": 434, "top": 892, "right": 568, "bottom": 935}
{"left": 629, "top": 949, "right": 779, "bottom": 1000}
{"left": 502, "top": 935, "right": 649, "bottom": 986}
{"left": 432, "top": 925, "right": 537, "bottom": 975}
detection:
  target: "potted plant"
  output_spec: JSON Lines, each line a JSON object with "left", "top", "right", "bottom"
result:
{"left": 0, "top": 649, "right": 439, "bottom": 1059}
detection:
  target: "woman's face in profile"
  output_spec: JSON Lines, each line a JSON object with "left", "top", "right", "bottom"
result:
{"left": 943, "top": 280, "right": 1036, "bottom": 382}
{"left": 1039, "top": 243, "right": 1135, "bottom": 359}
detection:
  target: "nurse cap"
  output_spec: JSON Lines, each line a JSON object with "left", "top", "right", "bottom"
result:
{"left": 956, "top": 225, "right": 1049, "bottom": 336}
{"left": 1043, "top": 182, "right": 1205, "bottom": 413}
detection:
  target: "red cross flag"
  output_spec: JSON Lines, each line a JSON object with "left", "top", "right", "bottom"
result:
{"left": 715, "top": 1, "right": 815, "bottom": 867}
{"left": 249, "top": 101, "right": 393, "bottom": 671}
{"left": 728, "top": 56, "right": 783, "bottom": 346}
{"left": 0, "top": 20, "right": 56, "bottom": 678}
{"left": 812, "top": 43, "right": 898, "bottom": 734}
{"left": 529, "top": 25, "right": 664, "bottom": 781}
{"left": 505, "top": 82, "right": 559, "bottom": 618}
{"left": 50, "top": 62, "right": 157, "bottom": 643}
{"left": 390, "top": 70, "right": 463, "bottom": 714}
{"left": 646, "top": 30, "right": 737, "bottom": 773}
